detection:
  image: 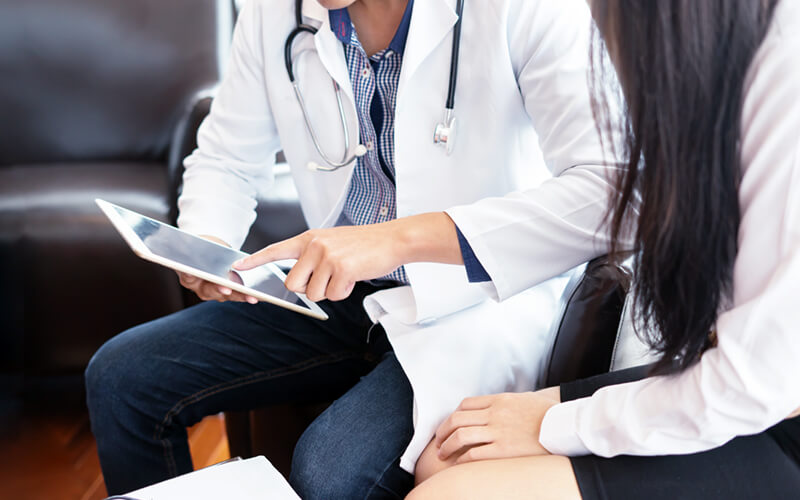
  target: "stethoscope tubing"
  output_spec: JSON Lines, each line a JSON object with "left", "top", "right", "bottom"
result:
{"left": 446, "top": 0, "right": 465, "bottom": 111}
{"left": 286, "top": 0, "right": 464, "bottom": 170}
{"left": 284, "top": 24, "right": 317, "bottom": 83}
{"left": 285, "top": 23, "right": 364, "bottom": 170}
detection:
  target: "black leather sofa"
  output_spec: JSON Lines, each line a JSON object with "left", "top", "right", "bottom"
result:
{"left": 0, "top": 0, "right": 235, "bottom": 375}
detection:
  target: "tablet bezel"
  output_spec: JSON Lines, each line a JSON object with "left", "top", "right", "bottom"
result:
{"left": 96, "top": 198, "right": 329, "bottom": 321}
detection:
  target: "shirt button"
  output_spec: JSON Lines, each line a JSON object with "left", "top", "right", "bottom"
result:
{"left": 361, "top": 67, "right": 370, "bottom": 79}
{"left": 379, "top": 206, "right": 389, "bottom": 216}
{"left": 366, "top": 141, "right": 374, "bottom": 151}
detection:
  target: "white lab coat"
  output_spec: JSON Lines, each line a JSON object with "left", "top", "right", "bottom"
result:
{"left": 179, "top": 0, "right": 614, "bottom": 471}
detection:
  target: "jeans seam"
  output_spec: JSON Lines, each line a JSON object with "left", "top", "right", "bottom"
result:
{"left": 154, "top": 350, "right": 369, "bottom": 476}
{"left": 363, "top": 449, "right": 412, "bottom": 500}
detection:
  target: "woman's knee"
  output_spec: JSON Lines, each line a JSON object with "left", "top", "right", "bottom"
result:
{"left": 410, "top": 456, "right": 580, "bottom": 500}
{"left": 407, "top": 466, "right": 470, "bottom": 500}
{"left": 414, "top": 437, "right": 458, "bottom": 485}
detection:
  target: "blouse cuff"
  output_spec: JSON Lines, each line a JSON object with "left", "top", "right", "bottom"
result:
{"left": 539, "top": 400, "right": 591, "bottom": 457}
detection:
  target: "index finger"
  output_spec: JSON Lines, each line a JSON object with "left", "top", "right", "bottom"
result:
{"left": 233, "top": 236, "right": 306, "bottom": 271}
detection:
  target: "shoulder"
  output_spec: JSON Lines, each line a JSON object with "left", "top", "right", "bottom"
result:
{"left": 232, "top": 0, "right": 298, "bottom": 54}
{"left": 738, "top": 0, "right": 800, "bottom": 253}
{"left": 236, "top": 0, "right": 296, "bottom": 31}
{"left": 745, "top": 0, "right": 800, "bottom": 93}
{"left": 741, "top": 0, "right": 800, "bottom": 159}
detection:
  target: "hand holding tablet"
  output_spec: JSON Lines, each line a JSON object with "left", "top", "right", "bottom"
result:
{"left": 96, "top": 199, "right": 328, "bottom": 320}
{"left": 175, "top": 234, "right": 259, "bottom": 304}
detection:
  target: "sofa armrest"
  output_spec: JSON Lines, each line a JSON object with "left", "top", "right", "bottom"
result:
{"left": 167, "top": 95, "right": 213, "bottom": 224}
{"left": 544, "top": 255, "right": 634, "bottom": 387}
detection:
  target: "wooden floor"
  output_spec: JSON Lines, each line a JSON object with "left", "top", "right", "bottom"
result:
{"left": 0, "top": 375, "right": 230, "bottom": 500}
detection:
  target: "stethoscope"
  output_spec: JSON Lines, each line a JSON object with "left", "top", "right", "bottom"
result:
{"left": 284, "top": 0, "right": 465, "bottom": 172}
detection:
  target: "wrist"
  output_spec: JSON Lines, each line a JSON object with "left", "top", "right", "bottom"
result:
{"left": 391, "top": 212, "right": 460, "bottom": 266}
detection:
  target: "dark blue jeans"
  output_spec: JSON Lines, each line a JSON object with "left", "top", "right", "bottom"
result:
{"left": 85, "top": 282, "right": 415, "bottom": 498}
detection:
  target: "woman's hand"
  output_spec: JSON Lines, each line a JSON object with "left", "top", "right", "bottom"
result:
{"left": 434, "top": 387, "right": 561, "bottom": 465}
{"left": 177, "top": 235, "right": 258, "bottom": 304}
{"left": 233, "top": 212, "right": 462, "bottom": 302}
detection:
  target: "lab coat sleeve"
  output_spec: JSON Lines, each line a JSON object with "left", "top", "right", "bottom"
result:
{"left": 446, "top": 0, "right": 623, "bottom": 301}
{"left": 178, "top": 1, "right": 281, "bottom": 250}
{"left": 540, "top": 15, "right": 800, "bottom": 457}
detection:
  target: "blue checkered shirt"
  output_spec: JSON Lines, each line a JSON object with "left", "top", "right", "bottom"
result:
{"left": 329, "top": 3, "right": 413, "bottom": 284}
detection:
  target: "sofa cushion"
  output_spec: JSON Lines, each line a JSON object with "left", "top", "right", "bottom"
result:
{"left": 0, "top": 162, "right": 184, "bottom": 373}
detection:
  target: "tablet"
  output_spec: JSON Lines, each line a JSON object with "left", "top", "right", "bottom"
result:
{"left": 96, "top": 199, "right": 328, "bottom": 320}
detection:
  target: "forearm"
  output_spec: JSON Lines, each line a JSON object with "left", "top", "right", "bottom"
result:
{"left": 391, "top": 212, "right": 464, "bottom": 267}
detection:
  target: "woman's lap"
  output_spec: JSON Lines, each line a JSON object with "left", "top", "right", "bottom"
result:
{"left": 562, "top": 367, "right": 800, "bottom": 500}
{"left": 411, "top": 366, "right": 800, "bottom": 499}
{"left": 571, "top": 428, "right": 800, "bottom": 500}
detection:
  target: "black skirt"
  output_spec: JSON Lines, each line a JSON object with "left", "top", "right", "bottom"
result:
{"left": 562, "top": 367, "right": 800, "bottom": 500}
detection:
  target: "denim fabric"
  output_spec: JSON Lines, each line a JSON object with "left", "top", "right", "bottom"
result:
{"left": 291, "top": 351, "right": 415, "bottom": 499}
{"left": 85, "top": 282, "right": 415, "bottom": 498}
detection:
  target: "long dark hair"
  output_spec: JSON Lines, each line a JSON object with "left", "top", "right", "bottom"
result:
{"left": 590, "top": 1, "right": 779, "bottom": 374}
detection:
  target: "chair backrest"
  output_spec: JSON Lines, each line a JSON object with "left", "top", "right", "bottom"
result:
{"left": 0, "top": 0, "right": 233, "bottom": 166}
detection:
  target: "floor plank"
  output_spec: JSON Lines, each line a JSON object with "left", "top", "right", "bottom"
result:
{"left": 0, "top": 376, "right": 229, "bottom": 500}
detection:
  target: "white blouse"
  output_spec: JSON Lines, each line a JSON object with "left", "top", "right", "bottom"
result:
{"left": 539, "top": 0, "right": 800, "bottom": 457}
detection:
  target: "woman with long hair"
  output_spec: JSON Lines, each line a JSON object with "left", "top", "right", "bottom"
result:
{"left": 401, "top": 0, "right": 800, "bottom": 497}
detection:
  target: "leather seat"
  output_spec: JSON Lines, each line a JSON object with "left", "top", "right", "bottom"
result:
{"left": 0, "top": 0, "right": 234, "bottom": 374}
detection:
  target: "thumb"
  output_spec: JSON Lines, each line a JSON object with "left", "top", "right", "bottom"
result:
{"left": 233, "top": 237, "right": 305, "bottom": 270}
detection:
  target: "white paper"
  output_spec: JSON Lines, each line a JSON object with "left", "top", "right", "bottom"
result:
{"left": 126, "top": 456, "right": 300, "bottom": 500}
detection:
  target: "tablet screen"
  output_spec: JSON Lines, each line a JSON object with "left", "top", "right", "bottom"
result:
{"left": 104, "top": 201, "right": 324, "bottom": 318}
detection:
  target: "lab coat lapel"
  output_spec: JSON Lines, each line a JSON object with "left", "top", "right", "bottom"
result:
{"left": 301, "top": 1, "right": 355, "bottom": 105}
{"left": 399, "top": 0, "right": 458, "bottom": 96}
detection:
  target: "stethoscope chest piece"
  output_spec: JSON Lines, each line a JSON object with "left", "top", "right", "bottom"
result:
{"left": 433, "top": 109, "right": 456, "bottom": 156}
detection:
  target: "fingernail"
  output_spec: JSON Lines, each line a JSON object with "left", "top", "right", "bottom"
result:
{"left": 220, "top": 288, "right": 231, "bottom": 295}
{"left": 247, "top": 297, "right": 257, "bottom": 304}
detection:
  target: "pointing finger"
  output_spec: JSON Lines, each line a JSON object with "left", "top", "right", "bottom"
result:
{"left": 233, "top": 235, "right": 307, "bottom": 270}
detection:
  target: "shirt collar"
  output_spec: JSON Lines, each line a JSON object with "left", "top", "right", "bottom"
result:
{"left": 328, "top": 0, "right": 414, "bottom": 55}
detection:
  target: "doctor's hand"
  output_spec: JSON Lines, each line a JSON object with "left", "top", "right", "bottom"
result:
{"left": 433, "top": 387, "right": 561, "bottom": 465}
{"left": 233, "top": 212, "right": 463, "bottom": 302}
{"left": 177, "top": 235, "right": 259, "bottom": 304}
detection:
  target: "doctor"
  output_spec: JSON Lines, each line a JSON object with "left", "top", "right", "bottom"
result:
{"left": 85, "top": 0, "right": 612, "bottom": 498}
